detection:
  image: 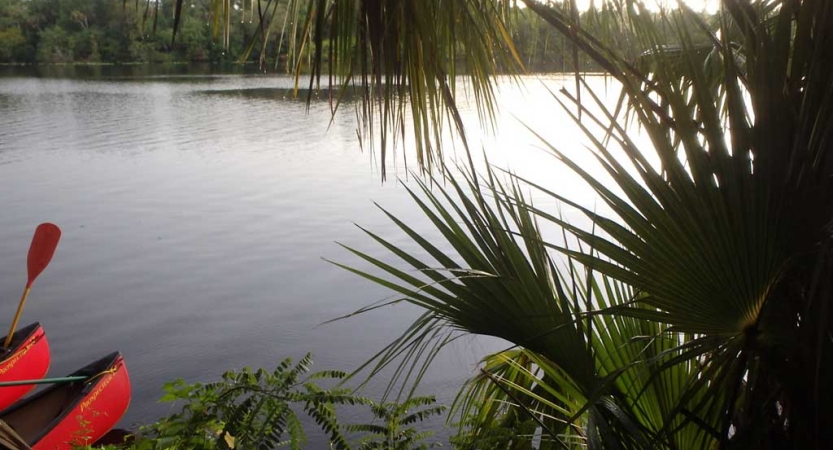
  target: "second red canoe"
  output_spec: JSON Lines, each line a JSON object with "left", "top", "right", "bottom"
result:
{"left": 0, "top": 351, "right": 130, "bottom": 450}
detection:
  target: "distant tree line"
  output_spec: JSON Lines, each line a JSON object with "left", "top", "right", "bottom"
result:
{"left": 0, "top": 0, "right": 714, "bottom": 72}
{"left": 0, "top": 0, "right": 277, "bottom": 64}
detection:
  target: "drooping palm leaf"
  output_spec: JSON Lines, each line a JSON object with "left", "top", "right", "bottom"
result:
{"left": 178, "top": 0, "right": 526, "bottom": 178}
{"left": 339, "top": 1, "right": 833, "bottom": 448}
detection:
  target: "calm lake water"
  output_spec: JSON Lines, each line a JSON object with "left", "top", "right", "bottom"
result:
{"left": 0, "top": 65, "right": 612, "bottom": 440}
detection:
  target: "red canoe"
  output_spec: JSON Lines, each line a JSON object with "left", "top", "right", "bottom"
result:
{"left": 0, "top": 352, "right": 131, "bottom": 450}
{"left": 0, "top": 323, "right": 50, "bottom": 411}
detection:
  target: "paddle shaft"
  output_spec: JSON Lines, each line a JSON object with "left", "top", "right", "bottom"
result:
{"left": 0, "top": 375, "right": 87, "bottom": 387}
{"left": 3, "top": 288, "right": 30, "bottom": 349}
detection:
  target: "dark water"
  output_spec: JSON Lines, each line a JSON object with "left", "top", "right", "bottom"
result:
{"left": 0, "top": 65, "right": 608, "bottom": 441}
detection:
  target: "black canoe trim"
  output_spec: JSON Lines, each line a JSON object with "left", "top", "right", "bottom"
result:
{"left": 0, "top": 323, "right": 41, "bottom": 359}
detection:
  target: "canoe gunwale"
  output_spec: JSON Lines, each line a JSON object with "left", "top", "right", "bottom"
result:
{"left": 0, "top": 323, "right": 42, "bottom": 359}
{"left": 0, "top": 352, "right": 126, "bottom": 448}
{"left": 0, "top": 323, "right": 51, "bottom": 414}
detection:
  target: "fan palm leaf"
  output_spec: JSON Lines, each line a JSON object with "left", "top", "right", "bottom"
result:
{"left": 338, "top": 0, "right": 833, "bottom": 448}
{"left": 338, "top": 166, "right": 723, "bottom": 448}
{"left": 496, "top": 0, "right": 832, "bottom": 446}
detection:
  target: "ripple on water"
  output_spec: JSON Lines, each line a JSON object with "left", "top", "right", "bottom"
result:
{"left": 0, "top": 70, "right": 611, "bottom": 442}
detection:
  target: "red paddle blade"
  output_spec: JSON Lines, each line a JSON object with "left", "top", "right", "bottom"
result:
{"left": 26, "top": 223, "right": 61, "bottom": 288}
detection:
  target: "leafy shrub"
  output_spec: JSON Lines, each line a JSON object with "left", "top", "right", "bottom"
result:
{"left": 134, "top": 354, "right": 369, "bottom": 450}
{"left": 345, "top": 396, "right": 446, "bottom": 450}
{"left": 69, "top": 356, "right": 451, "bottom": 450}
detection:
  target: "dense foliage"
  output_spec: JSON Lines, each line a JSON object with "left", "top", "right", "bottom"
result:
{"left": 0, "top": 0, "right": 271, "bottom": 64}
{"left": 12, "top": 0, "right": 832, "bottom": 448}
{"left": 75, "top": 355, "right": 445, "bottom": 449}
{"left": 0, "top": 0, "right": 671, "bottom": 69}
{"left": 337, "top": 0, "right": 833, "bottom": 448}
{"left": 134, "top": 354, "right": 361, "bottom": 449}
{"left": 345, "top": 396, "right": 446, "bottom": 450}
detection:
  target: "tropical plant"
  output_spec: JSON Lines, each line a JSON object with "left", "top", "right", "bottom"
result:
{"left": 167, "top": 0, "right": 526, "bottom": 179}
{"left": 345, "top": 395, "right": 446, "bottom": 450}
{"left": 95, "top": 0, "right": 829, "bottom": 447}
{"left": 134, "top": 354, "right": 369, "bottom": 450}
{"left": 332, "top": 0, "right": 833, "bottom": 449}
{"left": 67, "top": 363, "right": 446, "bottom": 450}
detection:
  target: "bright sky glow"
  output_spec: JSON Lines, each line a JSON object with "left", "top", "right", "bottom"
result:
{"left": 572, "top": 0, "right": 720, "bottom": 13}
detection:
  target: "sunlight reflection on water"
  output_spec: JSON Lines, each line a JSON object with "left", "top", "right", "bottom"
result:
{"left": 0, "top": 69, "right": 635, "bottom": 441}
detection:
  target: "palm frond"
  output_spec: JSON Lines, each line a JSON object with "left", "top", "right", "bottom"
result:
{"left": 326, "top": 0, "right": 833, "bottom": 448}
